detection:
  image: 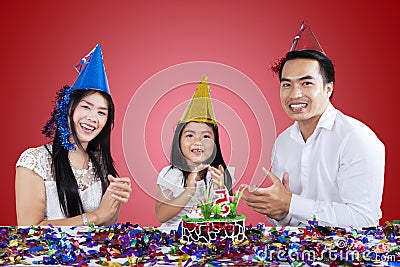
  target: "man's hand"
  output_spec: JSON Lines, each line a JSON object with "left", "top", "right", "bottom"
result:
{"left": 242, "top": 169, "right": 292, "bottom": 221}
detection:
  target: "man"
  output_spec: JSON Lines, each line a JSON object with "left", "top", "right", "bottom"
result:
{"left": 242, "top": 23, "right": 385, "bottom": 228}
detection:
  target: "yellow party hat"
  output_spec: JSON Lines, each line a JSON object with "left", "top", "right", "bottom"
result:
{"left": 179, "top": 76, "right": 217, "bottom": 126}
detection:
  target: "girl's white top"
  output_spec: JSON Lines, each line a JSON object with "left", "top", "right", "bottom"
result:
{"left": 156, "top": 166, "right": 212, "bottom": 233}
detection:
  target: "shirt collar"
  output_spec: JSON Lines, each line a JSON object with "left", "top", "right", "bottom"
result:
{"left": 289, "top": 102, "right": 337, "bottom": 141}
{"left": 316, "top": 102, "right": 337, "bottom": 131}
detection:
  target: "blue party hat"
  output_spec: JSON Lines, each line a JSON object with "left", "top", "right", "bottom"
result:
{"left": 42, "top": 43, "right": 111, "bottom": 150}
{"left": 71, "top": 43, "right": 110, "bottom": 94}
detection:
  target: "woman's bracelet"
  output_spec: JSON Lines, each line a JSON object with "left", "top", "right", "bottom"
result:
{"left": 82, "top": 213, "right": 89, "bottom": 226}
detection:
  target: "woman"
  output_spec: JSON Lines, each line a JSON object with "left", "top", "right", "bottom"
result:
{"left": 15, "top": 44, "right": 131, "bottom": 226}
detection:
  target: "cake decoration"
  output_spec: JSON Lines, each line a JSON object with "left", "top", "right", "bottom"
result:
{"left": 181, "top": 184, "right": 247, "bottom": 243}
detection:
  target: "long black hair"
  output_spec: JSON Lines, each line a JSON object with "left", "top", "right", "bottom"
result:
{"left": 46, "top": 88, "right": 117, "bottom": 218}
{"left": 169, "top": 122, "right": 233, "bottom": 193}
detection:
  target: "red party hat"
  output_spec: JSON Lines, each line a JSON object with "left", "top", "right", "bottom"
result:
{"left": 290, "top": 21, "right": 325, "bottom": 54}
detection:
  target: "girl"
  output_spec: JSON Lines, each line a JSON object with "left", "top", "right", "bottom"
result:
{"left": 155, "top": 77, "right": 233, "bottom": 233}
{"left": 15, "top": 44, "right": 132, "bottom": 226}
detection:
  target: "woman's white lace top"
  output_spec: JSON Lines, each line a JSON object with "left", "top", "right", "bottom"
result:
{"left": 16, "top": 145, "right": 102, "bottom": 220}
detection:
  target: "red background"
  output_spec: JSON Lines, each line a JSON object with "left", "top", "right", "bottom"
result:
{"left": 1, "top": 1, "right": 398, "bottom": 226}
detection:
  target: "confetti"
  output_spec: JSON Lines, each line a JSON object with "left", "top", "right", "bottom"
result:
{"left": 0, "top": 221, "right": 399, "bottom": 265}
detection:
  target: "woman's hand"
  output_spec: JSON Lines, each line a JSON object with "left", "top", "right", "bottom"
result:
{"left": 91, "top": 186, "right": 120, "bottom": 225}
{"left": 89, "top": 175, "right": 131, "bottom": 225}
{"left": 107, "top": 175, "right": 132, "bottom": 204}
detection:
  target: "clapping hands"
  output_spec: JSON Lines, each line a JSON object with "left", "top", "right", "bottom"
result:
{"left": 94, "top": 175, "right": 132, "bottom": 225}
{"left": 209, "top": 164, "right": 225, "bottom": 189}
{"left": 187, "top": 164, "right": 225, "bottom": 189}
{"left": 242, "top": 167, "right": 291, "bottom": 221}
{"left": 106, "top": 175, "right": 132, "bottom": 204}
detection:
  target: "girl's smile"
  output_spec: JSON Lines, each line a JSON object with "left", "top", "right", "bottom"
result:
{"left": 180, "top": 122, "right": 215, "bottom": 166}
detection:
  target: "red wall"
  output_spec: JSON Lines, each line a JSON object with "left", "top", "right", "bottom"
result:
{"left": 2, "top": 1, "right": 398, "bottom": 226}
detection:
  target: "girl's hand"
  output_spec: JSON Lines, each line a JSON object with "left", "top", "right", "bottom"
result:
{"left": 107, "top": 175, "right": 132, "bottom": 204}
{"left": 187, "top": 171, "right": 198, "bottom": 188}
{"left": 187, "top": 163, "right": 207, "bottom": 188}
{"left": 209, "top": 165, "right": 225, "bottom": 188}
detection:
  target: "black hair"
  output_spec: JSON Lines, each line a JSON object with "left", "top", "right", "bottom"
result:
{"left": 169, "top": 122, "right": 233, "bottom": 194}
{"left": 46, "top": 88, "right": 117, "bottom": 218}
{"left": 273, "top": 50, "right": 335, "bottom": 98}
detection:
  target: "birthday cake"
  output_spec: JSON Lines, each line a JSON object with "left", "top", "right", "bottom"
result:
{"left": 181, "top": 187, "right": 246, "bottom": 243}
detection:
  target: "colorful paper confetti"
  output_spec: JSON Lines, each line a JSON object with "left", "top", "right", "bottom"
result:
{"left": 0, "top": 221, "right": 399, "bottom": 266}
